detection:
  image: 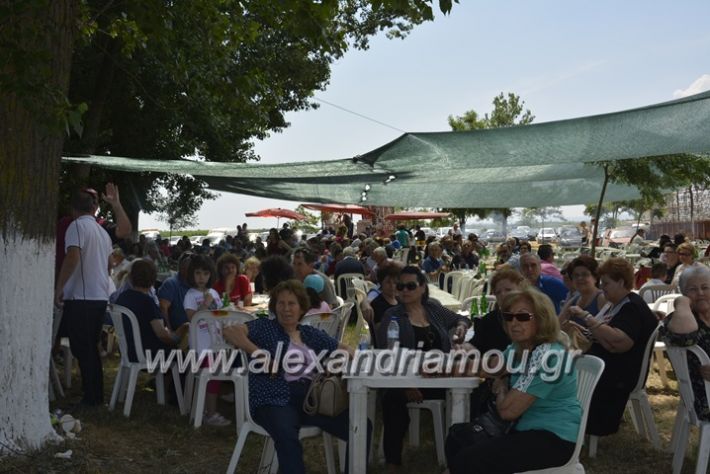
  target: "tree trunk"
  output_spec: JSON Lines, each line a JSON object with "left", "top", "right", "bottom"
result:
{"left": 0, "top": 0, "right": 77, "bottom": 453}
{"left": 591, "top": 165, "right": 610, "bottom": 253}
{"left": 689, "top": 186, "right": 695, "bottom": 238}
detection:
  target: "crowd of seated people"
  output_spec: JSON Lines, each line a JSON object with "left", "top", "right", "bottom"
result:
{"left": 74, "top": 212, "right": 710, "bottom": 469}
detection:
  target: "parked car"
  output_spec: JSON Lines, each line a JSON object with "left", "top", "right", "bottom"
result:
{"left": 508, "top": 228, "right": 529, "bottom": 241}
{"left": 140, "top": 229, "right": 161, "bottom": 241}
{"left": 607, "top": 227, "right": 636, "bottom": 248}
{"left": 190, "top": 235, "right": 207, "bottom": 246}
{"left": 558, "top": 228, "right": 583, "bottom": 247}
{"left": 482, "top": 229, "right": 506, "bottom": 243}
{"left": 169, "top": 236, "right": 182, "bottom": 246}
{"left": 536, "top": 227, "right": 557, "bottom": 244}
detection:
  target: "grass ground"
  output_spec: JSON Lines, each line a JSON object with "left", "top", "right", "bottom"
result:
{"left": 1, "top": 331, "right": 705, "bottom": 474}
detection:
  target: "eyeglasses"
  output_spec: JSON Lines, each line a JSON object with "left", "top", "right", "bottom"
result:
{"left": 396, "top": 281, "right": 419, "bottom": 291}
{"left": 502, "top": 311, "right": 535, "bottom": 322}
{"left": 678, "top": 252, "right": 692, "bottom": 257}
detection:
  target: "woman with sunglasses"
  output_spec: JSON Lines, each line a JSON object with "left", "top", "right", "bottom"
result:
{"left": 375, "top": 265, "right": 470, "bottom": 470}
{"left": 447, "top": 287, "right": 581, "bottom": 473}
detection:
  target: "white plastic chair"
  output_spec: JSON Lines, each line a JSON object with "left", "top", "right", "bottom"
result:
{"left": 335, "top": 272, "right": 365, "bottom": 299}
{"left": 443, "top": 270, "right": 464, "bottom": 295}
{"left": 624, "top": 325, "right": 662, "bottom": 450}
{"left": 588, "top": 325, "right": 661, "bottom": 457}
{"left": 639, "top": 284, "right": 675, "bottom": 305}
{"left": 652, "top": 293, "right": 681, "bottom": 315}
{"left": 651, "top": 295, "right": 680, "bottom": 388}
{"left": 301, "top": 311, "right": 339, "bottom": 338}
{"left": 226, "top": 355, "right": 339, "bottom": 474}
{"left": 184, "top": 309, "right": 255, "bottom": 428}
{"left": 460, "top": 295, "right": 497, "bottom": 315}
{"left": 517, "top": 355, "right": 605, "bottom": 474}
{"left": 331, "top": 301, "right": 355, "bottom": 343}
{"left": 407, "top": 400, "right": 447, "bottom": 465}
{"left": 107, "top": 303, "right": 186, "bottom": 417}
{"left": 666, "top": 344, "right": 710, "bottom": 474}
{"left": 458, "top": 276, "right": 484, "bottom": 302}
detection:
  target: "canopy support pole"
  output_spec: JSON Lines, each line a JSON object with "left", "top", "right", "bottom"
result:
{"left": 591, "top": 164, "right": 609, "bottom": 254}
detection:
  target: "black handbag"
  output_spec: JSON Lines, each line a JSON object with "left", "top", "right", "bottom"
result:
{"left": 445, "top": 397, "right": 516, "bottom": 465}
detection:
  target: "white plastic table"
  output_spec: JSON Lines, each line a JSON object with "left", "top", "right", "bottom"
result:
{"left": 345, "top": 350, "right": 480, "bottom": 472}
{"left": 427, "top": 283, "right": 462, "bottom": 311}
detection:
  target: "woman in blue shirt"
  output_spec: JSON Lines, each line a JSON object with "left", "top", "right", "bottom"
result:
{"left": 447, "top": 286, "right": 581, "bottom": 474}
{"left": 223, "top": 279, "right": 367, "bottom": 474}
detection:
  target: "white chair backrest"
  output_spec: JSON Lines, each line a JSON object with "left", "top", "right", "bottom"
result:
{"left": 631, "top": 324, "right": 661, "bottom": 393}
{"left": 189, "top": 310, "right": 255, "bottom": 353}
{"left": 301, "top": 312, "right": 339, "bottom": 338}
{"left": 335, "top": 273, "right": 364, "bottom": 299}
{"left": 459, "top": 277, "right": 484, "bottom": 302}
{"left": 351, "top": 278, "right": 369, "bottom": 298}
{"left": 460, "top": 295, "right": 497, "bottom": 314}
{"left": 652, "top": 293, "right": 681, "bottom": 314}
{"left": 639, "top": 284, "right": 674, "bottom": 305}
{"left": 332, "top": 301, "right": 355, "bottom": 342}
{"left": 451, "top": 274, "right": 467, "bottom": 300}
{"left": 443, "top": 271, "right": 465, "bottom": 295}
{"left": 666, "top": 344, "right": 710, "bottom": 426}
{"left": 570, "top": 355, "right": 605, "bottom": 465}
{"left": 108, "top": 303, "right": 148, "bottom": 365}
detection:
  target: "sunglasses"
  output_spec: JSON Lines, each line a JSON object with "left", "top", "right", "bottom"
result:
{"left": 396, "top": 281, "right": 420, "bottom": 291}
{"left": 502, "top": 311, "right": 535, "bottom": 322}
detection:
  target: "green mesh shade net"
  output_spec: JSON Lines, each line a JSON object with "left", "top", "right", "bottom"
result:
{"left": 63, "top": 90, "right": 710, "bottom": 208}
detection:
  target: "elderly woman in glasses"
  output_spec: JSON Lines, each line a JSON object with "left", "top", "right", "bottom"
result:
{"left": 446, "top": 286, "right": 581, "bottom": 474}
{"left": 375, "top": 265, "right": 470, "bottom": 470}
{"left": 661, "top": 265, "right": 710, "bottom": 420}
{"left": 671, "top": 242, "right": 701, "bottom": 288}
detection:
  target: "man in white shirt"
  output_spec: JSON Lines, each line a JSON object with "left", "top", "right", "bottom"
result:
{"left": 55, "top": 188, "right": 113, "bottom": 406}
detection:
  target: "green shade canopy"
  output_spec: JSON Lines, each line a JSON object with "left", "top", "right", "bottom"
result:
{"left": 62, "top": 90, "right": 710, "bottom": 208}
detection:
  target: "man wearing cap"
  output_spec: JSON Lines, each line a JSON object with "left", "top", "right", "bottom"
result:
{"left": 54, "top": 188, "right": 114, "bottom": 406}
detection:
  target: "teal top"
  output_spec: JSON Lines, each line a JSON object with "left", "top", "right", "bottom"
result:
{"left": 506, "top": 341, "right": 581, "bottom": 443}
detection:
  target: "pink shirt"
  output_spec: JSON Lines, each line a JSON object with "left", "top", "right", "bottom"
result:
{"left": 540, "top": 260, "right": 563, "bottom": 281}
{"left": 283, "top": 341, "right": 316, "bottom": 382}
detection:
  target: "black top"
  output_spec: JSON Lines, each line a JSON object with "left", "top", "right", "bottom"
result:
{"left": 452, "top": 253, "right": 479, "bottom": 270}
{"left": 375, "top": 300, "right": 470, "bottom": 352}
{"left": 115, "top": 289, "right": 170, "bottom": 362}
{"left": 371, "top": 294, "right": 398, "bottom": 326}
{"left": 471, "top": 309, "right": 511, "bottom": 354}
{"left": 587, "top": 292, "right": 658, "bottom": 392}
{"left": 413, "top": 324, "right": 443, "bottom": 352}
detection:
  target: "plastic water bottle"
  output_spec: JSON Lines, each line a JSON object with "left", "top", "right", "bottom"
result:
{"left": 387, "top": 317, "right": 400, "bottom": 349}
{"left": 358, "top": 326, "right": 371, "bottom": 351}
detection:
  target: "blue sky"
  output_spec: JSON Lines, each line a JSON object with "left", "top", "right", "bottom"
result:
{"left": 139, "top": 0, "right": 710, "bottom": 231}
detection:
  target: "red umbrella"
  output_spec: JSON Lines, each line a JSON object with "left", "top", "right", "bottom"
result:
{"left": 385, "top": 211, "right": 451, "bottom": 221}
{"left": 301, "top": 203, "right": 374, "bottom": 217}
{"left": 245, "top": 208, "right": 307, "bottom": 221}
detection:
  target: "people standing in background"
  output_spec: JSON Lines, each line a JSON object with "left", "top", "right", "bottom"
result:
{"left": 54, "top": 188, "right": 114, "bottom": 406}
